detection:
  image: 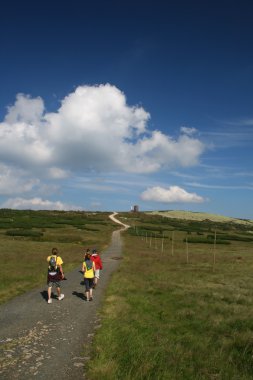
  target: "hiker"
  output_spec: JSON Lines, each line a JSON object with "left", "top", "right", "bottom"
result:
{"left": 82, "top": 252, "right": 95, "bottom": 302}
{"left": 91, "top": 249, "right": 103, "bottom": 289}
{"left": 47, "top": 247, "right": 65, "bottom": 304}
{"left": 83, "top": 248, "right": 90, "bottom": 261}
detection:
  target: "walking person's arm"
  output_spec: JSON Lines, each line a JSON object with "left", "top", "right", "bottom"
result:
{"left": 59, "top": 264, "right": 64, "bottom": 279}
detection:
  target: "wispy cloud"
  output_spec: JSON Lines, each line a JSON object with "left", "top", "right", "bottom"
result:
{"left": 0, "top": 164, "right": 42, "bottom": 195}
{"left": 186, "top": 182, "right": 253, "bottom": 190}
{"left": 223, "top": 118, "right": 253, "bottom": 127}
{"left": 1, "top": 197, "right": 82, "bottom": 210}
{"left": 199, "top": 119, "right": 253, "bottom": 149}
{"left": 170, "top": 171, "right": 201, "bottom": 180}
{"left": 234, "top": 171, "right": 253, "bottom": 177}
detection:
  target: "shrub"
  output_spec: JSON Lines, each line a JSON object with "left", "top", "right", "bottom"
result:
{"left": 184, "top": 237, "right": 230, "bottom": 244}
{"left": 6, "top": 229, "right": 43, "bottom": 238}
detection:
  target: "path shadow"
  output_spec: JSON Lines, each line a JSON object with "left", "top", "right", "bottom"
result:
{"left": 72, "top": 291, "right": 85, "bottom": 300}
{"left": 40, "top": 291, "right": 58, "bottom": 302}
{"left": 40, "top": 290, "right": 48, "bottom": 301}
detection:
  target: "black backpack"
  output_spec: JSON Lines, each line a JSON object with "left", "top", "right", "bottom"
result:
{"left": 49, "top": 255, "right": 57, "bottom": 271}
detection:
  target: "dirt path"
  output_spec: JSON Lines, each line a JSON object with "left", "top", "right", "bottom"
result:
{"left": 0, "top": 213, "right": 128, "bottom": 380}
{"left": 108, "top": 212, "right": 130, "bottom": 229}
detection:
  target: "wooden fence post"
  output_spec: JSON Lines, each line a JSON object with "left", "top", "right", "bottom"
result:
{"left": 213, "top": 229, "right": 217, "bottom": 271}
{"left": 171, "top": 231, "right": 174, "bottom": 256}
{"left": 186, "top": 237, "right": 189, "bottom": 264}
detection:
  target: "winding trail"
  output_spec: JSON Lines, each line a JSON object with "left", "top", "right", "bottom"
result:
{"left": 109, "top": 212, "right": 130, "bottom": 229}
{"left": 0, "top": 213, "right": 129, "bottom": 380}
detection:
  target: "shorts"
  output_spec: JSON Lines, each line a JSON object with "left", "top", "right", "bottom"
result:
{"left": 48, "top": 281, "right": 61, "bottom": 288}
{"left": 94, "top": 269, "right": 100, "bottom": 279}
{"left": 84, "top": 278, "right": 94, "bottom": 292}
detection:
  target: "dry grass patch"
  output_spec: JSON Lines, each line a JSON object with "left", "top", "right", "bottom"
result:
{"left": 149, "top": 210, "right": 253, "bottom": 225}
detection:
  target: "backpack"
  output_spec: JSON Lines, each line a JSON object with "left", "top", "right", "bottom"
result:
{"left": 49, "top": 255, "right": 57, "bottom": 271}
{"left": 85, "top": 259, "right": 93, "bottom": 271}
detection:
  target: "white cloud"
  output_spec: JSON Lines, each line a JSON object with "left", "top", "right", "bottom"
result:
{"left": 133, "top": 131, "right": 204, "bottom": 170}
{"left": 48, "top": 167, "right": 70, "bottom": 179}
{"left": 141, "top": 186, "right": 205, "bottom": 203}
{"left": 1, "top": 197, "right": 82, "bottom": 211}
{"left": 0, "top": 84, "right": 205, "bottom": 176}
{"left": 4, "top": 93, "right": 44, "bottom": 124}
{"left": 0, "top": 84, "right": 207, "bottom": 209}
{"left": 0, "top": 164, "right": 40, "bottom": 195}
{"left": 0, "top": 120, "right": 52, "bottom": 168}
{"left": 180, "top": 126, "right": 197, "bottom": 135}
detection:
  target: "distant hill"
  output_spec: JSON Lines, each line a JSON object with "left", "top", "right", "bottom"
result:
{"left": 147, "top": 210, "right": 253, "bottom": 226}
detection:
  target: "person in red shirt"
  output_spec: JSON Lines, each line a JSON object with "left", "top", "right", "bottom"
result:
{"left": 91, "top": 249, "right": 103, "bottom": 289}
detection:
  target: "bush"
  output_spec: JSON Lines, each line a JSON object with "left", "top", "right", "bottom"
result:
{"left": 6, "top": 229, "right": 43, "bottom": 238}
{"left": 184, "top": 237, "right": 230, "bottom": 245}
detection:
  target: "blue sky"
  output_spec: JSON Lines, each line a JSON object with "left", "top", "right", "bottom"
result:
{"left": 0, "top": 0, "right": 253, "bottom": 219}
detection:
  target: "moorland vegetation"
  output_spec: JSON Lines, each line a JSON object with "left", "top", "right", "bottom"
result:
{"left": 1, "top": 209, "right": 253, "bottom": 379}
{"left": 87, "top": 211, "right": 253, "bottom": 380}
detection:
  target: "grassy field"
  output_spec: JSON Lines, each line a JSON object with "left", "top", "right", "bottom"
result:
{"left": 2, "top": 209, "right": 253, "bottom": 378}
{"left": 87, "top": 212, "right": 253, "bottom": 380}
{"left": 0, "top": 209, "right": 115, "bottom": 304}
{"left": 148, "top": 210, "right": 253, "bottom": 226}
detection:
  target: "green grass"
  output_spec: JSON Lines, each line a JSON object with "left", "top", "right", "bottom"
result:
{"left": 2, "top": 210, "right": 253, "bottom": 378}
{"left": 0, "top": 210, "right": 115, "bottom": 304}
{"left": 87, "top": 214, "right": 253, "bottom": 380}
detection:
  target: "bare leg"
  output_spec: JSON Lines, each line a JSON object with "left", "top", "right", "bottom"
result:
{"left": 56, "top": 287, "right": 61, "bottom": 298}
{"left": 48, "top": 286, "right": 52, "bottom": 300}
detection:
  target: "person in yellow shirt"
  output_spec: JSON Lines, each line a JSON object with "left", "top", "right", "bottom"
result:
{"left": 47, "top": 247, "right": 65, "bottom": 304}
{"left": 82, "top": 252, "right": 95, "bottom": 302}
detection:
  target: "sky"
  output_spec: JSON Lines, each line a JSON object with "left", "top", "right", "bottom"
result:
{"left": 0, "top": 0, "right": 253, "bottom": 219}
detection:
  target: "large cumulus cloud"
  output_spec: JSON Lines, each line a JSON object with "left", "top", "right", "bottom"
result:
{"left": 0, "top": 84, "right": 206, "bottom": 209}
{"left": 0, "top": 84, "right": 205, "bottom": 176}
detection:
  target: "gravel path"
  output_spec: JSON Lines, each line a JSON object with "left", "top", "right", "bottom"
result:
{"left": 0, "top": 213, "right": 128, "bottom": 380}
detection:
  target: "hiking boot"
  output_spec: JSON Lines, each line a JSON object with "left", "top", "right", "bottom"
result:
{"left": 90, "top": 297, "right": 93, "bottom": 301}
{"left": 85, "top": 298, "right": 90, "bottom": 302}
{"left": 48, "top": 298, "right": 52, "bottom": 304}
{"left": 58, "top": 294, "right": 64, "bottom": 301}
